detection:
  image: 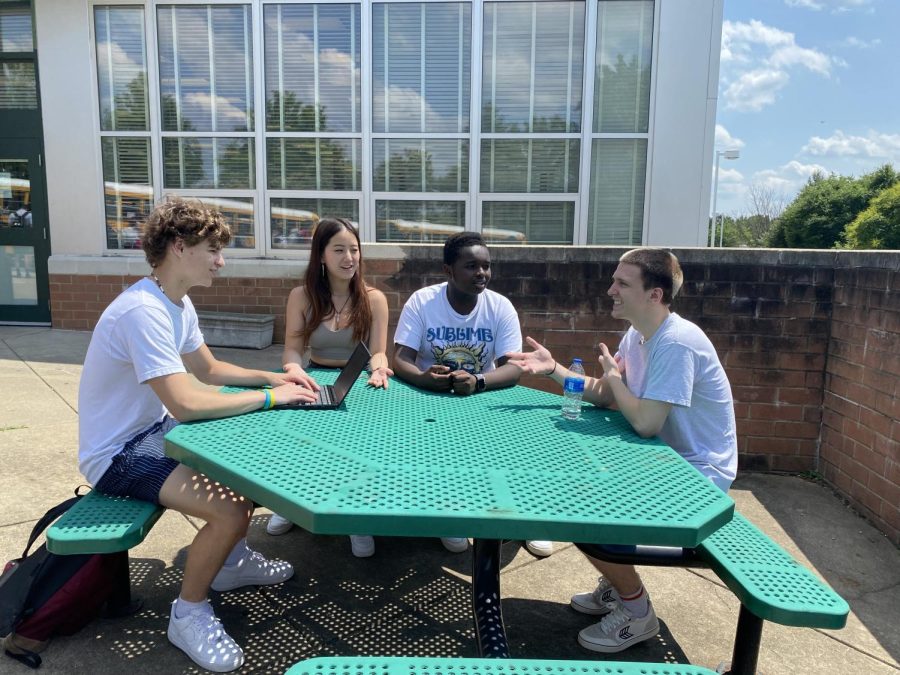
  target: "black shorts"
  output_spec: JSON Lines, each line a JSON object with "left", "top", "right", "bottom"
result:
{"left": 94, "top": 417, "right": 180, "bottom": 504}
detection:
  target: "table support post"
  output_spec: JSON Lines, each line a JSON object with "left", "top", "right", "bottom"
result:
{"left": 724, "top": 605, "right": 762, "bottom": 675}
{"left": 472, "top": 538, "right": 509, "bottom": 658}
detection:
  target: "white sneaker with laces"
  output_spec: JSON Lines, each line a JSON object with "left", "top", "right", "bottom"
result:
{"left": 167, "top": 602, "right": 244, "bottom": 672}
{"left": 350, "top": 535, "right": 375, "bottom": 558}
{"left": 440, "top": 537, "right": 469, "bottom": 553}
{"left": 570, "top": 576, "right": 620, "bottom": 616}
{"left": 266, "top": 513, "right": 293, "bottom": 535}
{"left": 525, "top": 540, "right": 554, "bottom": 557}
{"left": 577, "top": 601, "right": 659, "bottom": 653}
{"left": 210, "top": 549, "right": 294, "bottom": 592}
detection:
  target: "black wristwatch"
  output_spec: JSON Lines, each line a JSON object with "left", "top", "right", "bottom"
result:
{"left": 474, "top": 373, "right": 486, "bottom": 393}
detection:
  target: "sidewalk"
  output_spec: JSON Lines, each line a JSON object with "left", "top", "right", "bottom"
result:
{"left": 1, "top": 325, "right": 897, "bottom": 675}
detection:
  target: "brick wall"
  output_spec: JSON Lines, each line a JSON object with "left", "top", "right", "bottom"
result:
{"left": 820, "top": 264, "right": 900, "bottom": 544}
{"left": 48, "top": 247, "right": 899, "bottom": 543}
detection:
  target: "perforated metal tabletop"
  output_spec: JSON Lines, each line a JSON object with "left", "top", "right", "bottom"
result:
{"left": 165, "top": 371, "right": 733, "bottom": 658}
{"left": 165, "top": 372, "right": 733, "bottom": 547}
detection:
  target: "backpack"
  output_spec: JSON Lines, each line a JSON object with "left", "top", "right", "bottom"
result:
{"left": 0, "top": 491, "right": 127, "bottom": 669}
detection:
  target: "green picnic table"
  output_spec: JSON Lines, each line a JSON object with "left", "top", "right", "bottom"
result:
{"left": 165, "top": 370, "right": 734, "bottom": 658}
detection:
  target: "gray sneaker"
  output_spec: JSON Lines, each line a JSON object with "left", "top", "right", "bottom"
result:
{"left": 167, "top": 602, "right": 244, "bottom": 672}
{"left": 577, "top": 601, "right": 659, "bottom": 653}
{"left": 570, "top": 576, "right": 620, "bottom": 616}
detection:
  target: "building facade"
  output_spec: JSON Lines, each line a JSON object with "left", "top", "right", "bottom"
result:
{"left": 0, "top": 0, "right": 723, "bottom": 325}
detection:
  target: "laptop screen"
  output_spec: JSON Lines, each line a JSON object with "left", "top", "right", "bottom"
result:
{"left": 331, "top": 341, "right": 372, "bottom": 403}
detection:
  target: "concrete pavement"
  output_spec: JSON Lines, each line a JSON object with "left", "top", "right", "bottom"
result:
{"left": 0, "top": 325, "right": 897, "bottom": 675}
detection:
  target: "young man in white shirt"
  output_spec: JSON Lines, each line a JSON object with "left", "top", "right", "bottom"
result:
{"left": 79, "top": 199, "right": 317, "bottom": 672}
{"left": 392, "top": 231, "right": 554, "bottom": 558}
{"left": 508, "top": 248, "right": 737, "bottom": 653}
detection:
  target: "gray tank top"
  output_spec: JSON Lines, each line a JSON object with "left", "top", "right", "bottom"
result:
{"left": 308, "top": 322, "right": 357, "bottom": 363}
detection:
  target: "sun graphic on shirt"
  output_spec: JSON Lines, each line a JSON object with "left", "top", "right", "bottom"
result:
{"left": 432, "top": 342, "right": 486, "bottom": 374}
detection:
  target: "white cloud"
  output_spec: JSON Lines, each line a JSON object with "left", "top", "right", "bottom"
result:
{"left": 840, "top": 36, "right": 881, "bottom": 49}
{"left": 720, "top": 20, "right": 839, "bottom": 112}
{"left": 802, "top": 130, "right": 900, "bottom": 160}
{"left": 715, "top": 124, "right": 745, "bottom": 149}
{"left": 718, "top": 167, "right": 745, "bottom": 183}
{"left": 785, "top": 0, "right": 876, "bottom": 11}
{"left": 752, "top": 160, "right": 828, "bottom": 192}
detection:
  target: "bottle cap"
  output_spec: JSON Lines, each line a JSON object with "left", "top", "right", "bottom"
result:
{"left": 573, "top": 358, "right": 582, "bottom": 364}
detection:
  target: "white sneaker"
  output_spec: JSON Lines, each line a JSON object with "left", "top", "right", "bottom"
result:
{"left": 350, "top": 535, "right": 375, "bottom": 558}
{"left": 210, "top": 549, "right": 294, "bottom": 592}
{"left": 570, "top": 576, "right": 620, "bottom": 616}
{"left": 167, "top": 602, "right": 244, "bottom": 672}
{"left": 266, "top": 513, "right": 293, "bottom": 535}
{"left": 577, "top": 602, "right": 659, "bottom": 653}
{"left": 525, "top": 540, "right": 554, "bottom": 557}
{"left": 441, "top": 537, "right": 469, "bottom": 553}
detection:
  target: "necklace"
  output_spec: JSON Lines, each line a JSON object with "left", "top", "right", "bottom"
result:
{"left": 332, "top": 294, "right": 351, "bottom": 326}
{"left": 150, "top": 272, "right": 166, "bottom": 297}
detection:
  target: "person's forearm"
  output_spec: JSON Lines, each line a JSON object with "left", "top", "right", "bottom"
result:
{"left": 485, "top": 362, "right": 521, "bottom": 391}
{"left": 603, "top": 375, "right": 646, "bottom": 431}
{"left": 282, "top": 347, "right": 305, "bottom": 370}
{"left": 163, "top": 386, "right": 268, "bottom": 422}
{"left": 369, "top": 351, "right": 390, "bottom": 371}
{"left": 199, "top": 360, "right": 276, "bottom": 387}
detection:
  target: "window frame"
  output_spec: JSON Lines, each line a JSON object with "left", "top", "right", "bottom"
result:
{"left": 89, "top": 0, "right": 658, "bottom": 252}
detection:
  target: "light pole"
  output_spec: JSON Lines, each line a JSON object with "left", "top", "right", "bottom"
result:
{"left": 710, "top": 149, "right": 740, "bottom": 247}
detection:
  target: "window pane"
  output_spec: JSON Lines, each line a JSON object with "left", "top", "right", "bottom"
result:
{"left": 264, "top": 4, "right": 360, "bottom": 133}
{"left": 95, "top": 6, "right": 148, "bottom": 131}
{"left": 480, "top": 139, "right": 578, "bottom": 193}
{"left": 101, "top": 137, "right": 153, "bottom": 249}
{"left": 588, "top": 138, "right": 647, "bottom": 244}
{"left": 482, "top": 1, "right": 583, "bottom": 133}
{"left": 0, "top": 5, "right": 33, "bottom": 52}
{"left": 594, "top": 0, "right": 653, "bottom": 133}
{"left": 482, "top": 201, "right": 574, "bottom": 244}
{"left": 270, "top": 197, "right": 358, "bottom": 249}
{"left": 0, "top": 246, "right": 36, "bottom": 305}
{"left": 375, "top": 200, "right": 465, "bottom": 242}
{"left": 373, "top": 3, "right": 471, "bottom": 133}
{"left": 163, "top": 137, "right": 255, "bottom": 189}
{"left": 0, "top": 61, "right": 35, "bottom": 109}
{"left": 373, "top": 139, "right": 468, "bottom": 192}
{"left": 158, "top": 5, "right": 254, "bottom": 132}
{"left": 266, "top": 138, "right": 360, "bottom": 191}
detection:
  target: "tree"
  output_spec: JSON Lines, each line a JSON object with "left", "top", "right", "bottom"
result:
{"left": 768, "top": 165, "right": 898, "bottom": 249}
{"left": 843, "top": 181, "right": 900, "bottom": 250}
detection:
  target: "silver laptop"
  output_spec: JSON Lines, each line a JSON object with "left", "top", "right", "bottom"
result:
{"left": 277, "top": 341, "right": 371, "bottom": 410}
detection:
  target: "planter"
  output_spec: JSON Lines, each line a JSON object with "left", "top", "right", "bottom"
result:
{"left": 197, "top": 311, "right": 274, "bottom": 349}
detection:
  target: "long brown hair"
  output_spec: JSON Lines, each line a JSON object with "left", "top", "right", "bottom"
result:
{"left": 300, "top": 217, "right": 372, "bottom": 345}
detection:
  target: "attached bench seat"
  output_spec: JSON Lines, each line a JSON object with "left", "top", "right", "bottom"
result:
{"left": 45, "top": 490, "right": 164, "bottom": 555}
{"left": 695, "top": 513, "right": 849, "bottom": 629}
{"left": 582, "top": 512, "right": 849, "bottom": 675}
{"left": 45, "top": 490, "right": 165, "bottom": 612}
{"left": 287, "top": 657, "right": 719, "bottom": 675}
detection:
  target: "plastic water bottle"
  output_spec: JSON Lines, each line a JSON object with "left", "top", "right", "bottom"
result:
{"left": 562, "top": 358, "right": 585, "bottom": 420}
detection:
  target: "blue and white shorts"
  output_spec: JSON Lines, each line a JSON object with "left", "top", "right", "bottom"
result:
{"left": 94, "top": 417, "right": 181, "bottom": 504}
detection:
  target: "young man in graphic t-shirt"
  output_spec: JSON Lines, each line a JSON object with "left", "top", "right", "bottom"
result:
{"left": 392, "top": 231, "right": 554, "bottom": 559}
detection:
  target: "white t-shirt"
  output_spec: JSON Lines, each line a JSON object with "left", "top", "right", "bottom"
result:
{"left": 617, "top": 312, "right": 737, "bottom": 488}
{"left": 393, "top": 282, "right": 522, "bottom": 374}
{"left": 78, "top": 277, "right": 204, "bottom": 484}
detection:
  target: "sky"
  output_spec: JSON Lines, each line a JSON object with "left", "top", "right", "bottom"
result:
{"left": 713, "top": 0, "right": 900, "bottom": 217}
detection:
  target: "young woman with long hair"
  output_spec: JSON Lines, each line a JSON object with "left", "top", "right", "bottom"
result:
{"left": 266, "top": 217, "right": 391, "bottom": 557}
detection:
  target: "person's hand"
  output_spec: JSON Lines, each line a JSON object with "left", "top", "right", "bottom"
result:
{"left": 367, "top": 366, "right": 393, "bottom": 389}
{"left": 277, "top": 364, "right": 320, "bottom": 391}
{"left": 269, "top": 381, "right": 318, "bottom": 406}
{"left": 506, "top": 336, "right": 557, "bottom": 376}
{"left": 423, "top": 364, "right": 453, "bottom": 391}
{"left": 449, "top": 370, "right": 476, "bottom": 396}
{"left": 598, "top": 343, "right": 622, "bottom": 380}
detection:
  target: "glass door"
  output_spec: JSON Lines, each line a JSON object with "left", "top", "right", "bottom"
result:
{"left": 0, "top": 137, "right": 49, "bottom": 323}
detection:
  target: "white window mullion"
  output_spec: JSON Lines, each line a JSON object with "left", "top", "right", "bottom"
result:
{"left": 277, "top": 5, "right": 285, "bottom": 131}
{"left": 528, "top": 3, "right": 536, "bottom": 133}
{"left": 251, "top": 0, "right": 266, "bottom": 256}
{"left": 470, "top": 0, "right": 484, "bottom": 231}
{"left": 577, "top": 0, "right": 599, "bottom": 245}
{"left": 361, "top": 0, "right": 373, "bottom": 241}
{"left": 207, "top": 6, "right": 217, "bottom": 133}
{"left": 419, "top": 4, "right": 426, "bottom": 134}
